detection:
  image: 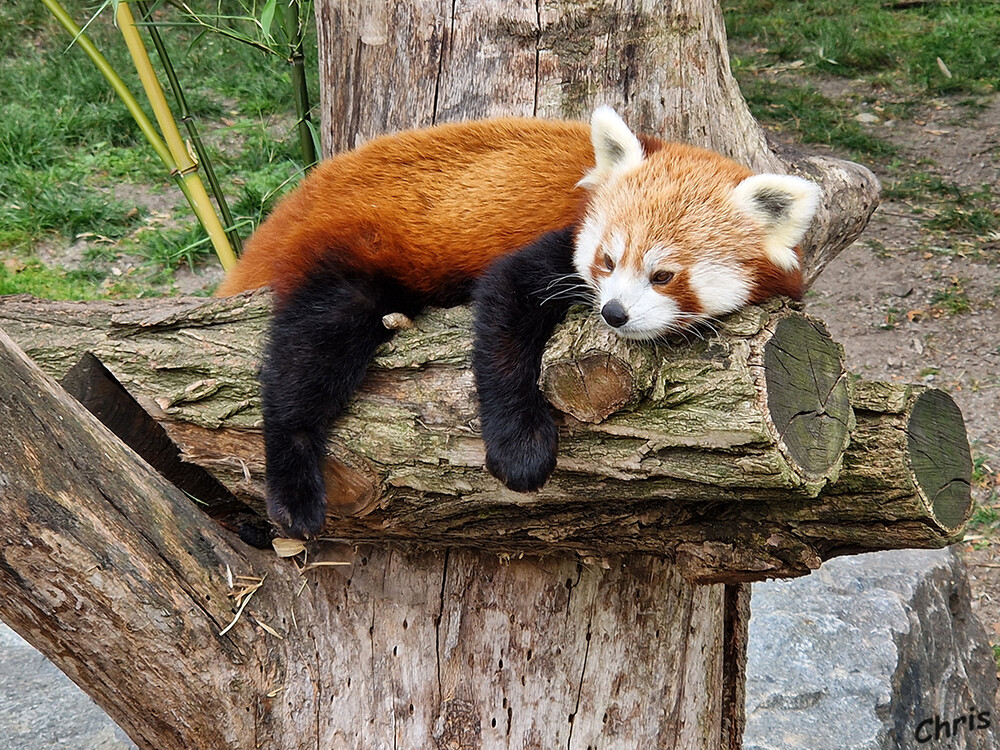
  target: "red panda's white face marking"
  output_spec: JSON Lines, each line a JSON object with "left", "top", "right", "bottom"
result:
{"left": 574, "top": 107, "right": 821, "bottom": 339}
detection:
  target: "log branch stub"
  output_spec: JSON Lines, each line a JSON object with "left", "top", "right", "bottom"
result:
{"left": 541, "top": 353, "right": 636, "bottom": 423}
{"left": 760, "top": 315, "right": 853, "bottom": 483}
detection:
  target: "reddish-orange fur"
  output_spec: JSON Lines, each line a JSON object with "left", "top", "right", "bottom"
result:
{"left": 217, "top": 119, "right": 610, "bottom": 302}
{"left": 748, "top": 258, "right": 803, "bottom": 302}
{"left": 218, "top": 116, "right": 803, "bottom": 311}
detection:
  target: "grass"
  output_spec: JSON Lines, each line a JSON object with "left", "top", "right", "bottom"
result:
{"left": 725, "top": 0, "right": 1000, "bottom": 164}
{"left": 0, "top": 0, "right": 313, "bottom": 295}
{"left": 724, "top": 0, "right": 1000, "bottom": 95}
{"left": 724, "top": 0, "right": 1000, "bottom": 262}
{"left": 968, "top": 449, "right": 1000, "bottom": 546}
{"left": 929, "top": 279, "right": 973, "bottom": 316}
{"left": 883, "top": 172, "right": 1000, "bottom": 256}
{"left": 0, "top": 258, "right": 104, "bottom": 299}
{"left": 734, "top": 75, "right": 899, "bottom": 161}
{"left": 925, "top": 186, "right": 999, "bottom": 235}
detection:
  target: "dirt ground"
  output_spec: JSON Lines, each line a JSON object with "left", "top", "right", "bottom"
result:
{"left": 799, "top": 92, "right": 1000, "bottom": 649}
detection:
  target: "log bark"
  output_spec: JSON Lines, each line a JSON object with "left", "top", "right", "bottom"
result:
{"left": 0, "top": 326, "right": 738, "bottom": 749}
{"left": 314, "top": 0, "right": 881, "bottom": 286}
{"left": 0, "top": 293, "right": 970, "bottom": 582}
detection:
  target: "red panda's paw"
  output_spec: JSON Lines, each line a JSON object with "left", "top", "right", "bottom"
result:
{"left": 267, "top": 490, "right": 327, "bottom": 540}
{"left": 483, "top": 413, "right": 559, "bottom": 493}
{"left": 268, "top": 496, "right": 327, "bottom": 541}
{"left": 265, "top": 462, "right": 328, "bottom": 540}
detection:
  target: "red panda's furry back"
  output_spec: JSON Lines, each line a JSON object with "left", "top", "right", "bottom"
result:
{"left": 217, "top": 119, "right": 603, "bottom": 302}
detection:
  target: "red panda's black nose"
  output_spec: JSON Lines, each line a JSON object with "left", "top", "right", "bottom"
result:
{"left": 601, "top": 299, "right": 629, "bottom": 328}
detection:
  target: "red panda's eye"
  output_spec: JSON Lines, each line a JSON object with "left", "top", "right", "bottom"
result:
{"left": 651, "top": 270, "right": 675, "bottom": 285}
{"left": 602, "top": 253, "right": 615, "bottom": 271}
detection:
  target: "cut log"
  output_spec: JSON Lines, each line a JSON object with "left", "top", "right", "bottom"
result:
{"left": 0, "top": 326, "right": 742, "bottom": 749}
{"left": 811, "top": 380, "right": 974, "bottom": 546}
{"left": 0, "top": 293, "right": 969, "bottom": 581}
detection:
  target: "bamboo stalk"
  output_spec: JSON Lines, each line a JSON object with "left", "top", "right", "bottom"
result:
{"left": 115, "top": 1, "right": 238, "bottom": 271}
{"left": 40, "top": 0, "right": 238, "bottom": 271}
{"left": 133, "top": 0, "right": 244, "bottom": 255}
{"left": 282, "top": 0, "right": 317, "bottom": 168}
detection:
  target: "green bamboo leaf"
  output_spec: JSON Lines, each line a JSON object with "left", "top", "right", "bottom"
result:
{"left": 305, "top": 119, "right": 321, "bottom": 167}
{"left": 259, "top": 0, "right": 278, "bottom": 41}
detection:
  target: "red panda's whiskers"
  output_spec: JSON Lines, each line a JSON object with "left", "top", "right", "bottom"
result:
{"left": 539, "top": 276, "right": 591, "bottom": 308}
{"left": 674, "top": 312, "right": 721, "bottom": 340}
{"left": 543, "top": 273, "right": 584, "bottom": 291}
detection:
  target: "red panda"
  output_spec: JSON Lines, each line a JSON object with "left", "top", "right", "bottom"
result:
{"left": 218, "top": 107, "right": 820, "bottom": 538}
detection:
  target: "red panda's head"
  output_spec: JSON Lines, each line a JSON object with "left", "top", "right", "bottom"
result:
{"left": 574, "top": 107, "right": 821, "bottom": 340}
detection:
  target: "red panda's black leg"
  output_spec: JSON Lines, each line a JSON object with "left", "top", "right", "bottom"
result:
{"left": 472, "top": 228, "right": 586, "bottom": 492}
{"left": 261, "top": 264, "right": 421, "bottom": 538}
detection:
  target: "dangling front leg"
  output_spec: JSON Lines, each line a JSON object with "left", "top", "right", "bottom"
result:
{"left": 472, "top": 228, "right": 586, "bottom": 491}
{"left": 261, "top": 264, "right": 417, "bottom": 538}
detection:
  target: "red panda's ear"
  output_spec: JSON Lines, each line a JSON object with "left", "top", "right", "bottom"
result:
{"left": 730, "top": 174, "right": 821, "bottom": 271}
{"left": 578, "top": 106, "right": 645, "bottom": 189}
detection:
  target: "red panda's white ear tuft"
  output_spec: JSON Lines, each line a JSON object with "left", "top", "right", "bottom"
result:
{"left": 730, "top": 174, "right": 821, "bottom": 271}
{"left": 578, "top": 106, "right": 645, "bottom": 189}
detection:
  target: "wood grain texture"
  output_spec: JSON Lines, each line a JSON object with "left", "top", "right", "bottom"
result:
{"left": 0, "top": 328, "right": 274, "bottom": 749}
{"left": 907, "top": 388, "right": 973, "bottom": 531}
{"left": 817, "top": 381, "right": 973, "bottom": 544}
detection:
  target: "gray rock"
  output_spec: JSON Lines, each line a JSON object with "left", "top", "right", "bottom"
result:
{"left": 744, "top": 547, "right": 998, "bottom": 750}
{"left": 0, "top": 620, "right": 136, "bottom": 750}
